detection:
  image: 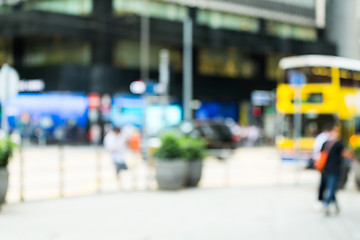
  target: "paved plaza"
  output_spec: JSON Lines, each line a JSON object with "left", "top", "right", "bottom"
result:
{"left": 1, "top": 185, "right": 360, "bottom": 240}
{"left": 1, "top": 147, "right": 360, "bottom": 240}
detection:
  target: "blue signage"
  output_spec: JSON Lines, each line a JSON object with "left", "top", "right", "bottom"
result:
{"left": 289, "top": 71, "right": 306, "bottom": 86}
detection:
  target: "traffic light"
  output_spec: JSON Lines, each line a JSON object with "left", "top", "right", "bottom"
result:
{"left": 252, "top": 106, "right": 262, "bottom": 117}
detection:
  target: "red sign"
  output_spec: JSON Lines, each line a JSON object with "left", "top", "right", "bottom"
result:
{"left": 88, "top": 93, "right": 101, "bottom": 109}
{"left": 252, "top": 107, "right": 262, "bottom": 117}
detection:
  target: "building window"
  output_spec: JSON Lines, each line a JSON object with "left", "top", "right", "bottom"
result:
{"left": 24, "top": 0, "right": 92, "bottom": 16}
{"left": 23, "top": 37, "right": 91, "bottom": 67}
{"left": 197, "top": 9, "right": 259, "bottom": 33}
{"left": 198, "top": 47, "right": 256, "bottom": 79}
{"left": 0, "top": 39, "right": 13, "bottom": 66}
{"left": 266, "top": 21, "right": 317, "bottom": 41}
{"left": 266, "top": 0, "right": 315, "bottom": 9}
{"left": 266, "top": 54, "right": 285, "bottom": 82}
{"left": 0, "top": 4, "right": 12, "bottom": 14}
{"left": 114, "top": 40, "right": 182, "bottom": 72}
{"left": 113, "top": 0, "right": 187, "bottom": 22}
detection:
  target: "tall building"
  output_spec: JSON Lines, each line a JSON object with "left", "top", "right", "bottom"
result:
{"left": 0, "top": 0, "right": 335, "bottom": 102}
{"left": 326, "top": 0, "right": 360, "bottom": 59}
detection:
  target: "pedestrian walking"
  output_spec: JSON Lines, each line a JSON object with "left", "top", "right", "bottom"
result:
{"left": 312, "top": 123, "right": 332, "bottom": 210}
{"left": 103, "top": 125, "right": 129, "bottom": 188}
{"left": 320, "top": 125, "right": 353, "bottom": 215}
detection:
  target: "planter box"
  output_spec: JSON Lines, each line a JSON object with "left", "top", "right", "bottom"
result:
{"left": 155, "top": 159, "right": 187, "bottom": 190}
{"left": 185, "top": 160, "right": 203, "bottom": 187}
{"left": 0, "top": 168, "right": 9, "bottom": 208}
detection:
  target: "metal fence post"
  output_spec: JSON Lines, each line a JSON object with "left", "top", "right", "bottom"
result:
{"left": 19, "top": 143, "right": 24, "bottom": 202}
{"left": 96, "top": 144, "right": 102, "bottom": 193}
{"left": 59, "top": 143, "right": 64, "bottom": 197}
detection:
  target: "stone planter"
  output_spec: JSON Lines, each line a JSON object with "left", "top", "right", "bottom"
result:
{"left": 0, "top": 168, "right": 9, "bottom": 208}
{"left": 353, "top": 161, "right": 360, "bottom": 190}
{"left": 185, "top": 160, "right": 203, "bottom": 187}
{"left": 155, "top": 159, "right": 188, "bottom": 190}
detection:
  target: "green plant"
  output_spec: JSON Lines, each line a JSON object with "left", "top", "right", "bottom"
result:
{"left": 180, "top": 137, "right": 207, "bottom": 161}
{"left": 0, "top": 136, "right": 17, "bottom": 168}
{"left": 154, "top": 132, "right": 183, "bottom": 160}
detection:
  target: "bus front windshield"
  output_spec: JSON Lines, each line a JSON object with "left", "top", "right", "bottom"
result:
{"left": 282, "top": 114, "right": 337, "bottom": 138}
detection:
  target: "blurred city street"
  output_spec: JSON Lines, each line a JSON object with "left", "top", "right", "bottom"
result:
{"left": 1, "top": 147, "right": 360, "bottom": 240}
{"left": 2, "top": 0, "right": 360, "bottom": 239}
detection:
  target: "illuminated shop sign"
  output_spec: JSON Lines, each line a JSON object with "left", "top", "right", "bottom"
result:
{"left": 19, "top": 79, "right": 45, "bottom": 92}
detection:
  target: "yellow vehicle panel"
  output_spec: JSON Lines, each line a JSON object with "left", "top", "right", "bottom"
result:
{"left": 277, "top": 84, "right": 339, "bottom": 115}
{"left": 276, "top": 137, "right": 315, "bottom": 151}
{"left": 338, "top": 88, "right": 358, "bottom": 119}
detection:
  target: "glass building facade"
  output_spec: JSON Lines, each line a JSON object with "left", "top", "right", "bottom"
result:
{"left": 0, "top": 0, "right": 335, "bottom": 101}
{"left": 23, "top": 37, "right": 91, "bottom": 66}
{"left": 23, "top": 0, "right": 92, "bottom": 16}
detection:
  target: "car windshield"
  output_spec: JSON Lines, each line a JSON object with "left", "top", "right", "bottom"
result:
{"left": 199, "top": 125, "right": 217, "bottom": 138}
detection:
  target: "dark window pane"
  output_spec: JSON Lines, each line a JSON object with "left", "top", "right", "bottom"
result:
{"left": 284, "top": 67, "right": 331, "bottom": 84}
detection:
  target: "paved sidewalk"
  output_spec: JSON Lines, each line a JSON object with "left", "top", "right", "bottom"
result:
{"left": 1, "top": 184, "right": 360, "bottom": 240}
{"left": 2, "top": 146, "right": 360, "bottom": 240}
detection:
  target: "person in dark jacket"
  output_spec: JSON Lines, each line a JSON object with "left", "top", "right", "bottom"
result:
{"left": 321, "top": 125, "right": 353, "bottom": 215}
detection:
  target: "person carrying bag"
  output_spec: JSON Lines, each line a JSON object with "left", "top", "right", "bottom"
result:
{"left": 315, "top": 141, "right": 336, "bottom": 172}
{"left": 316, "top": 125, "right": 354, "bottom": 215}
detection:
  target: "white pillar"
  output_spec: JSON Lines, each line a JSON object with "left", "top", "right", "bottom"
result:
{"left": 183, "top": 16, "right": 193, "bottom": 122}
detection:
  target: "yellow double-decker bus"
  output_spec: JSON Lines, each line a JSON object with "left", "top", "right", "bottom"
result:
{"left": 276, "top": 55, "right": 360, "bottom": 164}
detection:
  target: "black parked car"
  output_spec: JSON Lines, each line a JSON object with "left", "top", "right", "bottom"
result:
{"left": 170, "top": 121, "right": 238, "bottom": 149}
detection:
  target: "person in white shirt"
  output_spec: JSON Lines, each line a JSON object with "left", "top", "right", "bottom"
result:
{"left": 313, "top": 131, "right": 329, "bottom": 161}
{"left": 104, "top": 126, "right": 129, "bottom": 184}
{"left": 313, "top": 123, "right": 337, "bottom": 211}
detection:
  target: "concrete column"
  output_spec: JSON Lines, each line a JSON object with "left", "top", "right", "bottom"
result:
{"left": 91, "top": 0, "right": 113, "bottom": 65}
{"left": 92, "top": 0, "right": 112, "bottom": 19}
{"left": 12, "top": 37, "right": 25, "bottom": 69}
{"left": 326, "top": 0, "right": 360, "bottom": 59}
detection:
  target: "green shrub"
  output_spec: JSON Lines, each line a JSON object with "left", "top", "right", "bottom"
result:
{"left": 0, "top": 136, "right": 17, "bottom": 168}
{"left": 180, "top": 137, "right": 207, "bottom": 161}
{"left": 154, "top": 132, "right": 207, "bottom": 161}
{"left": 154, "top": 132, "right": 183, "bottom": 160}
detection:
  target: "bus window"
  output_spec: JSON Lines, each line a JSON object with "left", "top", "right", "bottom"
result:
{"left": 307, "top": 67, "right": 332, "bottom": 83}
{"left": 354, "top": 80, "right": 360, "bottom": 88}
{"left": 284, "top": 67, "right": 331, "bottom": 84}
{"left": 340, "top": 78, "right": 355, "bottom": 87}
{"left": 355, "top": 117, "right": 360, "bottom": 134}
{"left": 282, "top": 114, "right": 337, "bottom": 138}
{"left": 340, "top": 69, "right": 360, "bottom": 87}
{"left": 340, "top": 119, "right": 353, "bottom": 143}
{"left": 307, "top": 93, "right": 323, "bottom": 103}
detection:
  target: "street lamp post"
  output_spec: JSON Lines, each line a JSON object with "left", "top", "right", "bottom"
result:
{"left": 140, "top": 0, "right": 151, "bottom": 189}
{"left": 159, "top": 49, "right": 170, "bottom": 128}
{"left": 183, "top": 12, "right": 193, "bottom": 122}
{"left": 140, "top": 0, "right": 150, "bottom": 81}
{"left": 289, "top": 71, "right": 306, "bottom": 184}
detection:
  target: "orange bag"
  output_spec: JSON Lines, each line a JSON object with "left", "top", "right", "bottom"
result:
{"left": 129, "top": 133, "right": 141, "bottom": 151}
{"left": 315, "top": 141, "right": 335, "bottom": 171}
{"left": 315, "top": 151, "right": 328, "bottom": 171}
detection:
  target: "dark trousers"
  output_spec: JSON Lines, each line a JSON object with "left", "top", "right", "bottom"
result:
{"left": 318, "top": 173, "right": 336, "bottom": 202}
{"left": 114, "top": 162, "right": 128, "bottom": 176}
{"left": 323, "top": 173, "right": 340, "bottom": 206}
